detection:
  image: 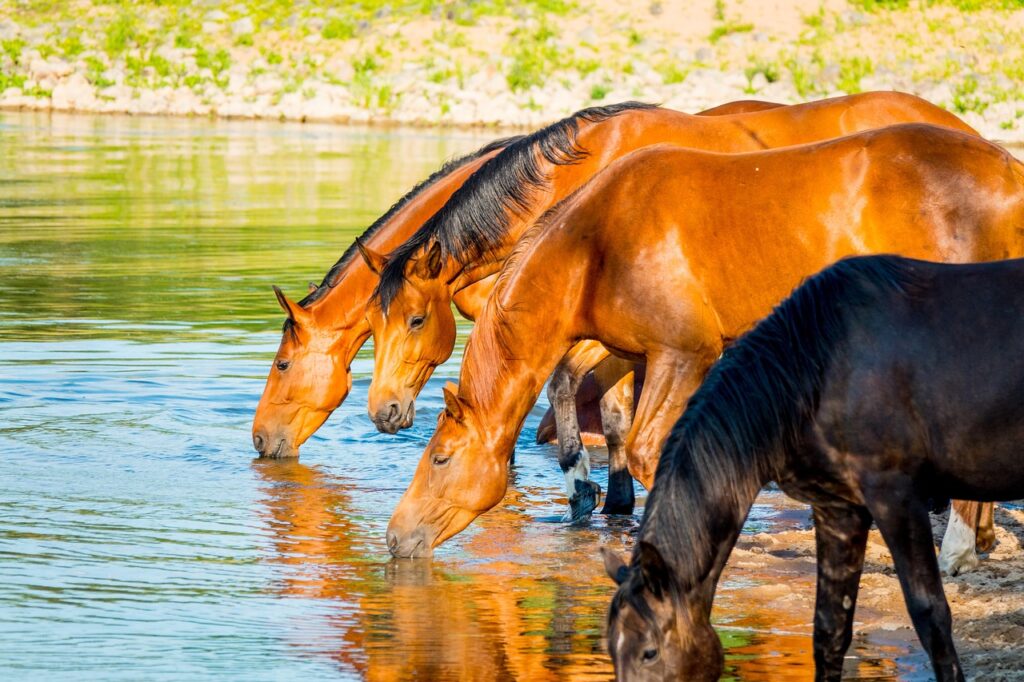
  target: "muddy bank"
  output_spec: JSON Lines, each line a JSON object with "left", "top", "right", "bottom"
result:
{"left": 720, "top": 492, "right": 1024, "bottom": 681}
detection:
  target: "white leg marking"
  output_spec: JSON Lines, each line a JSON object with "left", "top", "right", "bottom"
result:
{"left": 562, "top": 447, "right": 592, "bottom": 521}
{"left": 938, "top": 507, "right": 980, "bottom": 575}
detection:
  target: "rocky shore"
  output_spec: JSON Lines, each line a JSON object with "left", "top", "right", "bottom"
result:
{"left": 2, "top": 1, "right": 1024, "bottom": 140}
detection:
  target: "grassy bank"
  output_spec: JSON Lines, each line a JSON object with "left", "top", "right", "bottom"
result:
{"left": 1, "top": 1, "right": 1023, "bottom": 138}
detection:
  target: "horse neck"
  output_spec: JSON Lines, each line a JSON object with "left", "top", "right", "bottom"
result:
{"left": 458, "top": 299, "right": 576, "bottom": 456}
{"left": 448, "top": 109, "right": 699, "bottom": 292}
{"left": 642, "top": 439, "right": 768, "bottom": 614}
{"left": 308, "top": 260, "right": 375, "bottom": 333}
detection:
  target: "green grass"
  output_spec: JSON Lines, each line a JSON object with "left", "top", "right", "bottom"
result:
{"left": 589, "top": 83, "right": 610, "bottom": 100}
{"left": 105, "top": 11, "right": 141, "bottom": 56}
{"left": 709, "top": 20, "right": 754, "bottom": 44}
{"left": 504, "top": 22, "right": 565, "bottom": 92}
{"left": 743, "top": 60, "right": 779, "bottom": 93}
{"left": 952, "top": 74, "right": 989, "bottom": 113}
{"left": 836, "top": 56, "right": 874, "bottom": 93}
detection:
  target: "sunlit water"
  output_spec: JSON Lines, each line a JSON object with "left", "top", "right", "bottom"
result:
{"left": 0, "top": 111, "right": 932, "bottom": 680}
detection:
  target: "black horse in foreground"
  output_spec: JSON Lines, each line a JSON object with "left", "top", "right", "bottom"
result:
{"left": 603, "top": 255, "right": 1024, "bottom": 682}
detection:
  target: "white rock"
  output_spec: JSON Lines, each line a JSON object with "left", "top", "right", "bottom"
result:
{"left": 51, "top": 72, "right": 95, "bottom": 110}
{"left": 29, "top": 57, "right": 72, "bottom": 80}
{"left": 231, "top": 16, "right": 254, "bottom": 36}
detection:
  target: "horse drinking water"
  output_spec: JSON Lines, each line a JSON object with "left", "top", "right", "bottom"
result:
{"left": 251, "top": 98, "right": 780, "bottom": 457}
{"left": 363, "top": 92, "right": 978, "bottom": 521}
{"left": 384, "top": 125, "right": 1024, "bottom": 577}
{"left": 604, "top": 255, "right": 1024, "bottom": 682}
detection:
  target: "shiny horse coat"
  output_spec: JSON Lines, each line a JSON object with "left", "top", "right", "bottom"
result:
{"left": 606, "top": 255, "right": 1024, "bottom": 682}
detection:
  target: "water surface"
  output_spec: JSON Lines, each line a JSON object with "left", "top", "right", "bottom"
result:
{"left": 0, "top": 111, "right": 928, "bottom": 680}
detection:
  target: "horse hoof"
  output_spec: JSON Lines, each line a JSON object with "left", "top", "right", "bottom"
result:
{"left": 976, "top": 532, "right": 997, "bottom": 554}
{"left": 565, "top": 479, "right": 600, "bottom": 523}
{"left": 939, "top": 550, "right": 980, "bottom": 576}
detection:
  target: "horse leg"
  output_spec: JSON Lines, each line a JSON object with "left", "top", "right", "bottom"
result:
{"left": 548, "top": 360, "right": 591, "bottom": 522}
{"left": 811, "top": 502, "right": 872, "bottom": 681}
{"left": 976, "top": 501, "right": 996, "bottom": 554}
{"left": 865, "top": 486, "right": 964, "bottom": 682}
{"left": 624, "top": 349, "right": 711, "bottom": 491}
{"left": 938, "top": 500, "right": 981, "bottom": 576}
{"left": 548, "top": 341, "right": 610, "bottom": 522}
{"left": 595, "top": 356, "right": 636, "bottom": 515}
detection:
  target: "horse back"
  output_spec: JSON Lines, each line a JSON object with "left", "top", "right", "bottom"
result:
{"left": 818, "top": 258, "right": 1024, "bottom": 501}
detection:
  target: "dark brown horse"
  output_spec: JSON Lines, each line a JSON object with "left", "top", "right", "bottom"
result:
{"left": 604, "top": 255, "right": 1024, "bottom": 682}
{"left": 384, "top": 124, "right": 1024, "bottom": 565}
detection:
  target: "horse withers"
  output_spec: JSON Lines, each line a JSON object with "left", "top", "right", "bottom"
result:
{"left": 604, "top": 255, "right": 1024, "bottom": 682}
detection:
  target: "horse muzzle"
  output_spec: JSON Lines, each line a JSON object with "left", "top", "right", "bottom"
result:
{"left": 252, "top": 428, "right": 298, "bottom": 459}
{"left": 386, "top": 525, "right": 432, "bottom": 558}
{"left": 371, "top": 400, "right": 415, "bottom": 434}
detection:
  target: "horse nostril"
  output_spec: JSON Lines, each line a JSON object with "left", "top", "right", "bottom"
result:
{"left": 386, "top": 529, "right": 399, "bottom": 555}
{"left": 253, "top": 433, "right": 265, "bottom": 453}
{"left": 387, "top": 402, "right": 399, "bottom": 420}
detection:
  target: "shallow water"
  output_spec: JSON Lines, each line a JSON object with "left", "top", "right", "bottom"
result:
{"left": 0, "top": 111, "right": 930, "bottom": 680}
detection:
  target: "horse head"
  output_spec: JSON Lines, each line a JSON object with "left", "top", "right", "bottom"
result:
{"left": 251, "top": 286, "right": 355, "bottom": 458}
{"left": 603, "top": 544, "right": 723, "bottom": 681}
{"left": 385, "top": 382, "right": 506, "bottom": 556}
{"left": 365, "top": 239, "right": 457, "bottom": 434}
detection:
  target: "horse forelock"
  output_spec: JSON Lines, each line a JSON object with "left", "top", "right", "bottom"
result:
{"left": 373, "top": 102, "right": 659, "bottom": 312}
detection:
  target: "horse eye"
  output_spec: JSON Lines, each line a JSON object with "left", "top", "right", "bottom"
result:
{"left": 432, "top": 453, "right": 451, "bottom": 467}
{"left": 276, "top": 360, "right": 291, "bottom": 372}
{"left": 641, "top": 647, "right": 659, "bottom": 663}
{"left": 409, "top": 315, "right": 425, "bottom": 330}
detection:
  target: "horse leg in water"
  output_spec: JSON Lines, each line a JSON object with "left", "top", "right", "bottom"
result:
{"left": 596, "top": 356, "right": 636, "bottom": 515}
{"left": 938, "top": 500, "right": 996, "bottom": 575}
{"left": 548, "top": 341, "right": 610, "bottom": 521}
{"left": 625, "top": 348, "right": 715, "bottom": 493}
{"left": 865, "top": 483, "right": 964, "bottom": 682}
{"left": 811, "top": 502, "right": 872, "bottom": 681}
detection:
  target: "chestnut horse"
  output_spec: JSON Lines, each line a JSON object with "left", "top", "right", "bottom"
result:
{"left": 384, "top": 125, "right": 1024, "bottom": 567}
{"left": 363, "top": 92, "right": 978, "bottom": 521}
{"left": 251, "top": 100, "right": 778, "bottom": 458}
{"left": 604, "top": 255, "right": 1024, "bottom": 682}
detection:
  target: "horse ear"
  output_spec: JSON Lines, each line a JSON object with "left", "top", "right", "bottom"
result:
{"left": 600, "top": 547, "right": 629, "bottom": 585}
{"left": 414, "top": 241, "right": 444, "bottom": 279}
{"left": 355, "top": 238, "right": 387, "bottom": 275}
{"left": 637, "top": 540, "right": 671, "bottom": 595}
{"left": 442, "top": 381, "right": 465, "bottom": 422}
{"left": 273, "top": 285, "right": 309, "bottom": 324}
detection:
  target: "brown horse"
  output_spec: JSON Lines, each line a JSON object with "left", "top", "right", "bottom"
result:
{"left": 366, "top": 92, "right": 976, "bottom": 433}
{"left": 250, "top": 100, "right": 779, "bottom": 459}
{"left": 384, "top": 124, "right": 1024, "bottom": 560}
{"left": 363, "top": 91, "right": 980, "bottom": 522}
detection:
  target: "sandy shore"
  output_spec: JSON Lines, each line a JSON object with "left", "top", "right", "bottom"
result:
{"left": 727, "top": 493, "right": 1024, "bottom": 680}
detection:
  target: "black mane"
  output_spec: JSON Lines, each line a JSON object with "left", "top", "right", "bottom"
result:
{"left": 633, "top": 255, "right": 928, "bottom": 590}
{"left": 373, "top": 101, "right": 660, "bottom": 311}
{"left": 296, "top": 135, "right": 522, "bottom": 308}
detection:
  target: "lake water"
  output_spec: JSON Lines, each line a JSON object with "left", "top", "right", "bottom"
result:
{"left": 0, "top": 111, "right": 930, "bottom": 680}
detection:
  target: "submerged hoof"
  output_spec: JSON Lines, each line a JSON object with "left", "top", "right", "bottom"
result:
{"left": 565, "top": 479, "right": 601, "bottom": 524}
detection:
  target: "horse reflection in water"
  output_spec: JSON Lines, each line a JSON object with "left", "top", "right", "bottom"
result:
{"left": 252, "top": 461, "right": 614, "bottom": 680}
{"left": 253, "top": 462, "right": 912, "bottom": 680}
